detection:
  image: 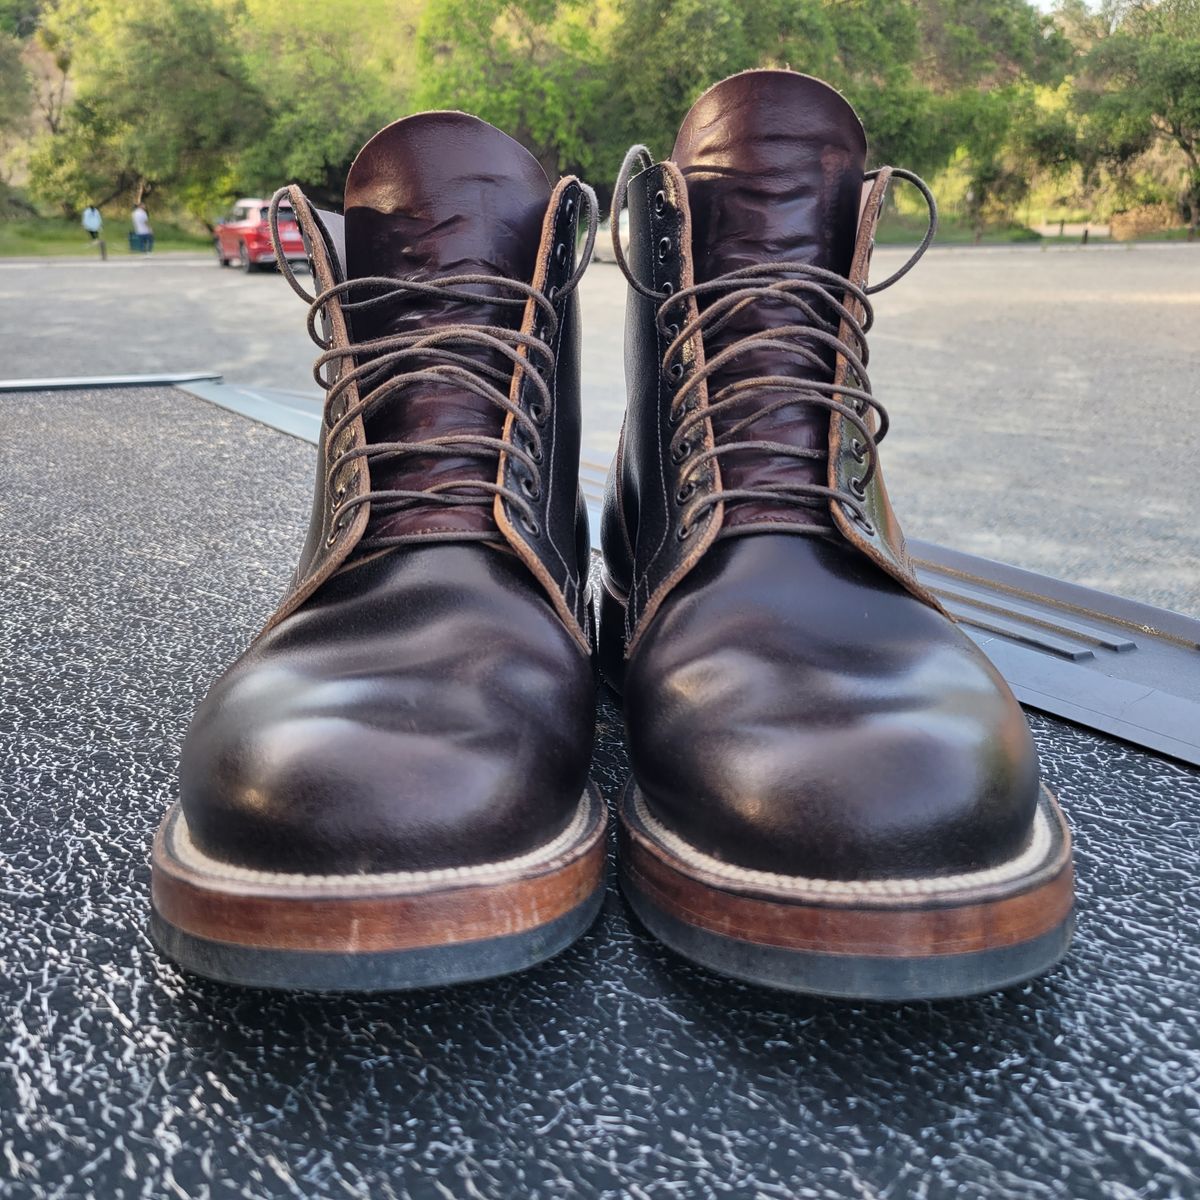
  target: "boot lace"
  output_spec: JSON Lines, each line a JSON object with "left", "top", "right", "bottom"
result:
{"left": 610, "top": 146, "right": 936, "bottom": 538}
{"left": 269, "top": 185, "right": 599, "bottom": 551}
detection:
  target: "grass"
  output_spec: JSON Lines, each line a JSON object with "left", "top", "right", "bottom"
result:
{"left": 0, "top": 215, "right": 212, "bottom": 257}
{"left": 1125, "top": 225, "right": 1196, "bottom": 242}
{"left": 876, "top": 210, "right": 1042, "bottom": 246}
{"left": 879, "top": 207, "right": 1196, "bottom": 246}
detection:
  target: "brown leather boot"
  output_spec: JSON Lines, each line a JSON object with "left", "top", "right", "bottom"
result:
{"left": 150, "top": 114, "right": 606, "bottom": 990}
{"left": 600, "top": 71, "right": 1074, "bottom": 1000}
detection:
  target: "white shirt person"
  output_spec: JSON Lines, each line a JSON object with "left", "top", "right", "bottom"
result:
{"left": 131, "top": 204, "right": 153, "bottom": 252}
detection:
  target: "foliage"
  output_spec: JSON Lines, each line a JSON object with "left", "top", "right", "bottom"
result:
{"left": 1073, "top": 0, "right": 1200, "bottom": 235}
{"left": 416, "top": 0, "right": 616, "bottom": 181}
{"left": 2, "top": 0, "right": 1197, "bottom": 237}
{"left": 603, "top": 0, "right": 943, "bottom": 172}
{"left": 0, "top": 0, "right": 40, "bottom": 36}
{"left": 234, "top": 0, "right": 422, "bottom": 207}
{"left": 27, "top": 0, "right": 262, "bottom": 214}
{"left": 0, "top": 32, "right": 30, "bottom": 133}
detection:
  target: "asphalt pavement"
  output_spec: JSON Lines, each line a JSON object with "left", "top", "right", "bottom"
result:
{"left": 2, "top": 243, "right": 1197, "bottom": 614}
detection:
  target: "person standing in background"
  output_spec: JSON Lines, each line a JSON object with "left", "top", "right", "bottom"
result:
{"left": 131, "top": 202, "right": 153, "bottom": 253}
{"left": 82, "top": 203, "right": 107, "bottom": 260}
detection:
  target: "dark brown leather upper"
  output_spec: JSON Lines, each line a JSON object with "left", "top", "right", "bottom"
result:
{"left": 602, "top": 70, "right": 1043, "bottom": 881}
{"left": 603, "top": 159, "right": 723, "bottom": 651}
{"left": 343, "top": 114, "right": 551, "bottom": 545}
{"left": 182, "top": 544, "right": 593, "bottom": 874}
{"left": 264, "top": 116, "right": 592, "bottom": 648}
{"left": 621, "top": 535, "right": 1039, "bottom": 879}
{"left": 179, "top": 114, "right": 595, "bottom": 875}
{"left": 672, "top": 72, "right": 865, "bottom": 536}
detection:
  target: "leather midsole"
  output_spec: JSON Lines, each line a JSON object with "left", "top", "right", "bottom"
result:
{"left": 151, "top": 786, "right": 606, "bottom": 953}
{"left": 619, "top": 781, "right": 1074, "bottom": 958}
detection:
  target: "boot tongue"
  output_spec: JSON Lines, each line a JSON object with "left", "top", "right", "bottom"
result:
{"left": 341, "top": 112, "right": 551, "bottom": 544}
{"left": 671, "top": 71, "right": 867, "bottom": 529}
{"left": 672, "top": 71, "right": 866, "bottom": 282}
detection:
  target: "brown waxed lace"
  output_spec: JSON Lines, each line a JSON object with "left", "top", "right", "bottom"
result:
{"left": 268, "top": 185, "right": 599, "bottom": 550}
{"left": 610, "top": 146, "right": 937, "bottom": 538}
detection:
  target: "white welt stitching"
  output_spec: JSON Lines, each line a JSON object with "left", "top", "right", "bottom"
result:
{"left": 632, "top": 790, "right": 1055, "bottom": 900}
{"left": 171, "top": 791, "right": 595, "bottom": 889}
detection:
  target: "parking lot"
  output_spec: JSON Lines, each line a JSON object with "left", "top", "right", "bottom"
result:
{"left": 2, "top": 243, "right": 1197, "bottom": 614}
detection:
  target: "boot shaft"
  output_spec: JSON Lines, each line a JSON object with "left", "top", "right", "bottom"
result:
{"left": 603, "top": 69, "right": 941, "bottom": 654}
{"left": 263, "top": 113, "right": 598, "bottom": 653}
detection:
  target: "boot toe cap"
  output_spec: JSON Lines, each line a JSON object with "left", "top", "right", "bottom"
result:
{"left": 178, "top": 548, "right": 593, "bottom": 876}
{"left": 624, "top": 538, "right": 1042, "bottom": 882}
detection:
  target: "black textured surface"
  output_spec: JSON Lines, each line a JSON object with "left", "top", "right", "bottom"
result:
{"left": 3, "top": 386, "right": 1200, "bottom": 1199}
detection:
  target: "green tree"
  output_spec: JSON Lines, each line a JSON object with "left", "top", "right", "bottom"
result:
{"left": 908, "top": 1, "right": 1074, "bottom": 234}
{"left": 27, "top": 0, "right": 263, "bottom": 215}
{"left": 0, "top": 0, "right": 41, "bottom": 37}
{"left": 0, "top": 32, "right": 30, "bottom": 133}
{"left": 602, "top": 0, "right": 1072, "bottom": 209}
{"left": 1074, "top": 0, "right": 1200, "bottom": 237}
{"left": 604, "top": 0, "right": 763, "bottom": 168}
{"left": 416, "top": 0, "right": 614, "bottom": 182}
{"left": 232, "top": 0, "right": 419, "bottom": 207}
{"left": 604, "top": 0, "right": 940, "bottom": 172}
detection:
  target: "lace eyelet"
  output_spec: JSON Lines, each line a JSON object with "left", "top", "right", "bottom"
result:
{"left": 666, "top": 323, "right": 679, "bottom": 338}
{"left": 670, "top": 440, "right": 690, "bottom": 464}
{"left": 850, "top": 437, "right": 866, "bottom": 463}
{"left": 854, "top": 512, "right": 876, "bottom": 536}
{"left": 520, "top": 475, "right": 541, "bottom": 501}
{"left": 530, "top": 402, "right": 546, "bottom": 424}
{"left": 564, "top": 197, "right": 575, "bottom": 220}
{"left": 657, "top": 236, "right": 671, "bottom": 260}
{"left": 554, "top": 242, "right": 567, "bottom": 266}
{"left": 676, "top": 481, "right": 695, "bottom": 504}
{"left": 850, "top": 476, "right": 867, "bottom": 499}
{"left": 548, "top": 285, "right": 558, "bottom": 301}
{"left": 668, "top": 362, "right": 685, "bottom": 384}
{"left": 529, "top": 445, "right": 544, "bottom": 465}
{"left": 325, "top": 520, "right": 344, "bottom": 548}
{"left": 521, "top": 516, "right": 540, "bottom": 537}
{"left": 677, "top": 523, "right": 693, "bottom": 541}
{"left": 660, "top": 281, "right": 674, "bottom": 296}
{"left": 654, "top": 189, "right": 666, "bottom": 214}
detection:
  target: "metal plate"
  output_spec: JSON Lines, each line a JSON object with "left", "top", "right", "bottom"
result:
{"left": 911, "top": 541, "right": 1200, "bottom": 766}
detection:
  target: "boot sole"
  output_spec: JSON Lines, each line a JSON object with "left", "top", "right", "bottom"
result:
{"left": 618, "top": 780, "right": 1074, "bottom": 1001}
{"left": 149, "top": 784, "right": 607, "bottom": 991}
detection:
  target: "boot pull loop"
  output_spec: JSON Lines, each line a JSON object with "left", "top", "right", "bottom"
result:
{"left": 863, "top": 168, "right": 938, "bottom": 295}
{"left": 269, "top": 187, "right": 320, "bottom": 306}
{"left": 611, "top": 145, "right": 670, "bottom": 302}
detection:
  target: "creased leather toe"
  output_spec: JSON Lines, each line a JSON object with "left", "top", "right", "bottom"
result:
{"left": 180, "top": 546, "right": 593, "bottom": 876}
{"left": 625, "top": 537, "right": 1040, "bottom": 881}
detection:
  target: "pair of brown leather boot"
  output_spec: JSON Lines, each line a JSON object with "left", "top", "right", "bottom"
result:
{"left": 150, "top": 71, "right": 1073, "bottom": 1000}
